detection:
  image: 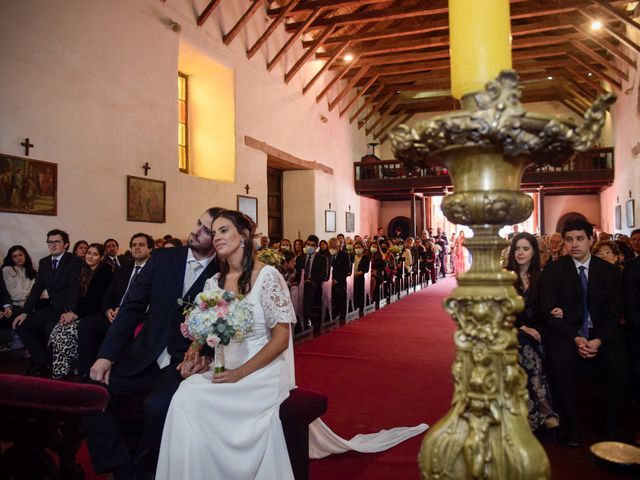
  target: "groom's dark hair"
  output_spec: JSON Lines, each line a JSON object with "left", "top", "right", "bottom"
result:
{"left": 206, "top": 207, "right": 226, "bottom": 220}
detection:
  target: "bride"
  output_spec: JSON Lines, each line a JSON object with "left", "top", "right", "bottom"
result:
{"left": 156, "top": 210, "right": 426, "bottom": 479}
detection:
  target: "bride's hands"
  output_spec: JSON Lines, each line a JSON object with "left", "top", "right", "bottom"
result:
{"left": 212, "top": 369, "right": 243, "bottom": 384}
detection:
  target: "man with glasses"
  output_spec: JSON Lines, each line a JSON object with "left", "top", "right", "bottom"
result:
{"left": 13, "top": 229, "right": 83, "bottom": 376}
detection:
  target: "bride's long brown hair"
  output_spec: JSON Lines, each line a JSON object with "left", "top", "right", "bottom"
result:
{"left": 213, "top": 210, "right": 258, "bottom": 295}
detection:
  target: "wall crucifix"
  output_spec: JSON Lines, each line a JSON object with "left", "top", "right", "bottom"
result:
{"left": 142, "top": 162, "right": 151, "bottom": 176}
{"left": 244, "top": 184, "right": 250, "bottom": 194}
{"left": 21, "top": 138, "right": 34, "bottom": 156}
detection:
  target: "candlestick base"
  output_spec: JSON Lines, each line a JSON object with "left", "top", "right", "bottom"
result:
{"left": 391, "top": 70, "right": 614, "bottom": 480}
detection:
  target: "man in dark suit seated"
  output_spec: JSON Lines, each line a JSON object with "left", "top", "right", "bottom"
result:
{"left": 85, "top": 208, "right": 223, "bottom": 479}
{"left": 295, "top": 235, "right": 329, "bottom": 327}
{"left": 540, "top": 219, "right": 628, "bottom": 446}
{"left": 13, "top": 229, "right": 83, "bottom": 376}
{"left": 77, "top": 233, "right": 154, "bottom": 376}
{"left": 328, "top": 237, "right": 351, "bottom": 321}
{"left": 104, "top": 238, "right": 128, "bottom": 270}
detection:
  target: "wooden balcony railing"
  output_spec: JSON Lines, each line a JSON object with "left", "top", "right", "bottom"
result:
{"left": 354, "top": 147, "right": 614, "bottom": 182}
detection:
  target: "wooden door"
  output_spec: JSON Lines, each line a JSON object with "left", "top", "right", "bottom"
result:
{"left": 267, "top": 168, "right": 283, "bottom": 243}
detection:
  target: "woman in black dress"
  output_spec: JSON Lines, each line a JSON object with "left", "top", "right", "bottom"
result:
{"left": 506, "top": 232, "right": 559, "bottom": 432}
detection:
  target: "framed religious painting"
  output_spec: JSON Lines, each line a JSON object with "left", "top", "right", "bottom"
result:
{"left": 127, "top": 175, "right": 166, "bottom": 223}
{"left": 345, "top": 211, "right": 355, "bottom": 233}
{"left": 237, "top": 195, "right": 258, "bottom": 223}
{"left": 627, "top": 199, "right": 636, "bottom": 228}
{"left": 615, "top": 204, "right": 622, "bottom": 230}
{"left": 0, "top": 153, "right": 57, "bottom": 215}
{"left": 325, "top": 210, "right": 336, "bottom": 233}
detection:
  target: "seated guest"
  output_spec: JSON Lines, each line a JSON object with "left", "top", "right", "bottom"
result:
{"left": 547, "top": 232, "right": 564, "bottom": 263}
{"left": 536, "top": 236, "right": 550, "bottom": 267}
{"left": 279, "top": 238, "right": 292, "bottom": 252}
{"left": 2, "top": 245, "right": 37, "bottom": 314}
{"left": 162, "top": 237, "right": 183, "bottom": 248}
{"left": 592, "top": 240, "right": 621, "bottom": 269}
{"left": 154, "top": 238, "right": 166, "bottom": 249}
{"left": 616, "top": 239, "right": 635, "bottom": 265}
{"left": 540, "top": 219, "right": 628, "bottom": 445}
{"left": 401, "top": 238, "right": 414, "bottom": 275}
{"left": 345, "top": 237, "right": 355, "bottom": 261}
{"left": 72, "top": 240, "right": 89, "bottom": 258}
{"left": 49, "top": 243, "right": 113, "bottom": 379}
{"left": 328, "top": 237, "right": 351, "bottom": 320}
{"left": 293, "top": 238, "right": 304, "bottom": 258}
{"left": 77, "top": 233, "right": 153, "bottom": 376}
{"left": 279, "top": 250, "right": 297, "bottom": 288}
{"left": 353, "top": 240, "right": 370, "bottom": 315}
{"left": 13, "top": 229, "right": 83, "bottom": 376}
{"left": 506, "top": 233, "right": 559, "bottom": 432}
{"left": 318, "top": 239, "right": 330, "bottom": 259}
{"left": 104, "top": 238, "right": 125, "bottom": 269}
{"left": 295, "top": 235, "right": 329, "bottom": 326}
{"left": 1, "top": 246, "right": 37, "bottom": 349}
{"left": 256, "top": 235, "right": 269, "bottom": 251}
{"left": 423, "top": 240, "right": 437, "bottom": 284}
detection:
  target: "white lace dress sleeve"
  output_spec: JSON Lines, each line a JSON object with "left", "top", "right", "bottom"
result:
{"left": 259, "top": 266, "right": 296, "bottom": 328}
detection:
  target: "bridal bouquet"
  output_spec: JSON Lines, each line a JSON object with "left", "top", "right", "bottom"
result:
{"left": 256, "top": 248, "right": 284, "bottom": 268}
{"left": 178, "top": 284, "right": 254, "bottom": 373}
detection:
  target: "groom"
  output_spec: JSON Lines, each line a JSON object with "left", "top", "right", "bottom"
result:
{"left": 85, "top": 207, "right": 224, "bottom": 480}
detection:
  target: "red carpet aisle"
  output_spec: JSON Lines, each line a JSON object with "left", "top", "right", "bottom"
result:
{"left": 297, "top": 278, "right": 630, "bottom": 480}
{"left": 296, "top": 278, "right": 457, "bottom": 480}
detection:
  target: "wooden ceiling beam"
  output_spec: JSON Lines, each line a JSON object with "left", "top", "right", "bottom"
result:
{"left": 379, "top": 113, "right": 415, "bottom": 145}
{"left": 306, "top": 21, "right": 449, "bottom": 48}
{"left": 267, "top": 9, "right": 322, "bottom": 71}
{"left": 247, "top": 0, "right": 300, "bottom": 59}
{"left": 560, "top": 99, "right": 587, "bottom": 116}
{"left": 285, "top": 25, "right": 336, "bottom": 83}
{"left": 285, "top": 2, "right": 448, "bottom": 32}
{"left": 328, "top": 66, "right": 369, "bottom": 111}
{"left": 196, "top": 0, "right": 222, "bottom": 27}
{"left": 303, "top": 41, "right": 352, "bottom": 94}
{"left": 349, "top": 84, "right": 384, "bottom": 123}
{"left": 563, "top": 64, "right": 608, "bottom": 95}
{"left": 339, "top": 75, "right": 379, "bottom": 117}
{"left": 579, "top": 10, "right": 640, "bottom": 55}
{"left": 223, "top": 0, "right": 265, "bottom": 46}
{"left": 268, "top": 0, "right": 389, "bottom": 17}
{"left": 358, "top": 91, "right": 396, "bottom": 128}
{"left": 570, "top": 39, "right": 627, "bottom": 81}
{"left": 568, "top": 52, "right": 622, "bottom": 89}
{"left": 374, "top": 112, "right": 412, "bottom": 141}
{"left": 590, "top": 0, "right": 640, "bottom": 32}
{"left": 315, "top": 61, "right": 358, "bottom": 102}
{"left": 570, "top": 19, "right": 636, "bottom": 69}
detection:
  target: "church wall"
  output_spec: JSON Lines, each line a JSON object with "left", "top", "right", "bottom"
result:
{"left": 600, "top": 16, "right": 640, "bottom": 236}
{"left": 0, "top": 0, "right": 377, "bottom": 259}
{"left": 379, "top": 201, "right": 411, "bottom": 236}
{"left": 543, "top": 194, "right": 601, "bottom": 234}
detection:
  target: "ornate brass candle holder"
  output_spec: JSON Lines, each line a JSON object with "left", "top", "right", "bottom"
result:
{"left": 391, "top": 71, "right": 614, "bottom": 479}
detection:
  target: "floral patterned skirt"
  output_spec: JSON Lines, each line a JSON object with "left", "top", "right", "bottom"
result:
{"left": 518, "top": 330, "right": 560, "bottom": 431}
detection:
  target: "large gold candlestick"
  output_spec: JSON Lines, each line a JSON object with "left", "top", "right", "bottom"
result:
{"left": 391, "top": 71, "right": 614, "bottom": 479}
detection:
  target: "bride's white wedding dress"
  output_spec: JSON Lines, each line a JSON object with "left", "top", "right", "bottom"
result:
{"left": 156, "top": 266, "right": 427, "bottom": 480}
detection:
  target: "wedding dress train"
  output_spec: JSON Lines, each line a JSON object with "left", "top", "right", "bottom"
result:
{"left": 156, "top": 266, "right": 427, "bottom": 480}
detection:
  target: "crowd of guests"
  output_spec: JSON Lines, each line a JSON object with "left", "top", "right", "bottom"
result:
{"left": 256, "top": 226, "right": 468, "bottom": 330}
{"left": 504, "top": 222, "right": 640, "bottom": 446}
{"left": 3, "top": 220, "right": 637, "bottom": 450}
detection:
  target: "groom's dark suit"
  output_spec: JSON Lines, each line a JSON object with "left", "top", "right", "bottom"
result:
{"left": 540, "top": 254, "right": 627, "bottom": 439}
{"left": 84, "top": 246, "right": 219, "bottom": 477}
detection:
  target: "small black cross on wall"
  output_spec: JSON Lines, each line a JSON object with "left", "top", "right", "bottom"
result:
{"left": 142, "top": 162, "right": 151, "bottom": 176}
{"left": 244, "top": 184, "right": 250, "bottom": 194}
{"left": 21, "top": 138, "right": 34, "bottom": 156}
